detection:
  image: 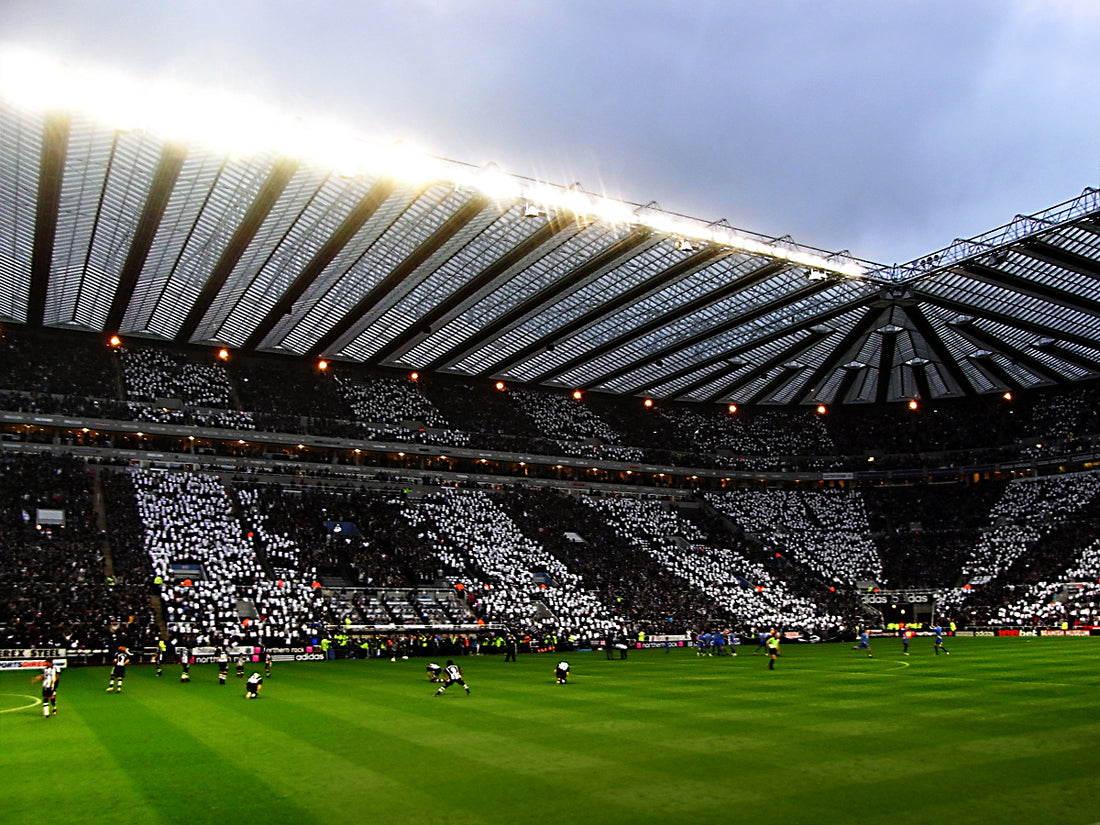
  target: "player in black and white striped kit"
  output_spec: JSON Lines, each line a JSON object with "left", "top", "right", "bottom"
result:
{"left": 217, "top": 648, "right": 229, "bottom": 685}
{"left": 107, "top": 647, "right": 130, "bottom": 693}
{"left": 33, "top": 660, "right": 61, "bottom": 717}
{"left": 178, "top": 643, "right": 191, "bottom": 682}
{"left": 245, "top": 672, "right": 263, "bottom": 699}
{"left": 433, "top": 660, "right": 470, "bottom": 696}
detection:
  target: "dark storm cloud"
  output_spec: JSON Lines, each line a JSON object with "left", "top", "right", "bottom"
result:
{"left": 1, "top": 0, "right": 1098, "bottom": 264}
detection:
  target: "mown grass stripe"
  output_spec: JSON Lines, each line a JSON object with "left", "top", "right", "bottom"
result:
{"left": 1, "top": 636, "right": 1097, "bottom": 825}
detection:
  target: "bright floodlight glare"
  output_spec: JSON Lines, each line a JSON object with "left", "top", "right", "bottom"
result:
{"left": 0, "top": 46, "right": 863, "bottom": 278}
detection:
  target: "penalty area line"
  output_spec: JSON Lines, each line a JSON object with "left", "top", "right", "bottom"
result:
{"left": 0, "top": 693, "right": 42, "bottom": 713}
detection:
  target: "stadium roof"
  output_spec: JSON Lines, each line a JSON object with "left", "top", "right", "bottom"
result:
{"left": 2, "top": 97, "right": 1100, "bottom": 407}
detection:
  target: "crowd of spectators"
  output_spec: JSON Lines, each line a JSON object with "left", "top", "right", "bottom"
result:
{"left": 400, "top": 489, "right": 627, "bottom": 637}
{"left": 0, "top": 453, "right": 157, "bottom": 649}
{"left": 579, "top": 495, "right": 840, "bottom": 633}
{"left": 335, "top": 375, "right": 449, "bottom": 428}
{"left": 507, "top": 389, "right": 625, "bottom": 444}
{"left": 498, "top": 488, "right": 722, "bottom": 634}
{"left": 12, "top": 325, "right": 1100, "bottom": 641}
{"left": 9, "top": 325, "right": 1100, "bottom": 478}
{"left": 130, "top": 468, "right": 327, "bottom": 646}
{"left": 861, "top": 482, "right": 1005, "bottom": 588}
{"left": 704, "top": 489, "right": 883, "bottom": 587}
{"left": 958, "top": 474, "right": 1100, "bottom": 587}
{"left": 9, "top": 451, "right": 1100, "bottom": 641}
{"left": 0, "top": 327, "right": 119, "bottom": 398}
{"left": 228, "top": 482, "right": 440, "bottom": 589}
{"left": 938, "top": 472, "right": 1100, "bottom": 624}
{"left": 232, "top": 359, "right": 352, "bottom": 421}
{"left": 120, "top": 346, "right": 236, "bottom": 408}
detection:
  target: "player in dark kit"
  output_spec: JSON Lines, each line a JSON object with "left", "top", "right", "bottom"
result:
{"left": 434, "top": 660, "right": 470, "bottom": 696}
{"left": 245, "top": 671, "right": 263, "bottom": 698}
{"left": 107, "top": 646, "right": 130, "bottom": 692}
{"left": 32, "top": 659, "right": 61, "bottom": 717}
{"left": 555, "top": 661, "right": 570, "bottom": 684}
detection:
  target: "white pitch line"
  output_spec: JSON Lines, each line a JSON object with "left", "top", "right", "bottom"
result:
{"left": 0, "top": 693, "right": 41, "bottom": 713}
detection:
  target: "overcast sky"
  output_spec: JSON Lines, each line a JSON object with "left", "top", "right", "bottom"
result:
{"left": 2, "top": 0, "right": 1098, "bottom": 265}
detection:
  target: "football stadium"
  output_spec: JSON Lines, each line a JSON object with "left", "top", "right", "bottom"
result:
{"left": 2, "top": 6, "right": 1100, "bottom": 825}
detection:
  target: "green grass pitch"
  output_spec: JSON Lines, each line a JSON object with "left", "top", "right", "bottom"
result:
{"left": 2, "top": 636, "right": 1098, "bottom": 825}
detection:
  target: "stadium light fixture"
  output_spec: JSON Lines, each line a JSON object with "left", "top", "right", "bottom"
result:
{"left": 0, "top": 47, "right": 864, "bottom": 279}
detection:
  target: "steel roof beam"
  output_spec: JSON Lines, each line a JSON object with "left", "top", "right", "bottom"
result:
{"left": 894, "top": 304, "right": 974, "bottom": 397}
{"left": 424, "top": 227, "right": 655, "bottom": 373}
{"left": 28, "top": 112, "right": 70, "bottom": 327}
{"left": 968, "top": 353, "right": 1022, "bottom": 392}
{"left": 787, "top": 305, "right": 888, "bottom": 406}
{"left": 176, "top": 160, "right": 300, "bottom": 344}
{"left": 911, "top": 362, "right": 933, "bottom": 401}
{"left": 740, "top": 365, "right": 808, "bottom": 407}
{"left": 481, "top": 244, "right": 730, "bottom": 380}
{"left": 241, "top": 175, "right": 397, "bottom": 352}
{"left": 580, "top": 275, "right": 827, "bottom": 393}
{"left": 831, "top": 364, "right": 867, "bottom": 404}
{"left": 912, "top": 290, "right": 1100, "bottom": 352}
{"left": 704, "top": 330, "right": 830, "bottom": 405}
{"left": 875, "top": 326, "right": 900, "bottom": 404}
{"left": 954, "top": 261, "right": 1100, "bottom": 318}
{"left": 950, "top": 321, "right": 1066, "bottom": 385}
{"left": 1034, "top": 342, "right": 1100, "bottom": 374}
{"left": 105, "top": 144, "right": 187, "bottom": 333}
{"left": 625, "top": 291, "right": 867, "bottom": 399}
{"left": 307, "top": 194, "right": 491, "bottom": 358}
{"left": 372, "top": 215, "right": 576, "bottom": 365}
{"left": 529, "top": 258, "right": 788, "bottom": 386}
{"left": 1015, "top": 237, "right": 1100, "bottom": 280}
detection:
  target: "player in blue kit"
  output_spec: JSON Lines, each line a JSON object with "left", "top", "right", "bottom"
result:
{"left": 932, "top": 625, "right": 950, "bottom": 655}
{"left": 852, "top": 630, "right": 872, "bottom": 657}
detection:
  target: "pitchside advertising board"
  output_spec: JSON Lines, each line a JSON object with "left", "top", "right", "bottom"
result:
{"left": 860, "top": 591, "right": 935, "bottom": 624}
{"left": 0, "top": 658, "right": 68, "bottom": 670}
{"left": 186, "top": 646, "right": 324, "bottom": 664}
